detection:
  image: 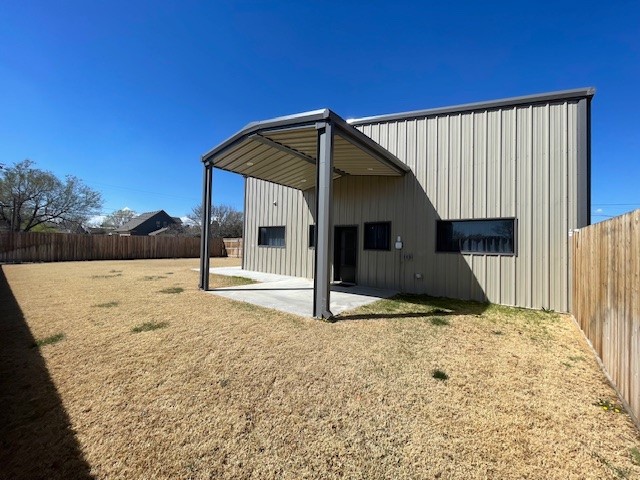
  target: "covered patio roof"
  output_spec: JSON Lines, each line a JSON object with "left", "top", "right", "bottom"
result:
{"left": 201, "top": 109, "right": 409, "bottom": 190}
{"left": 199, "top": 108, "right": 410, "bottom": 320}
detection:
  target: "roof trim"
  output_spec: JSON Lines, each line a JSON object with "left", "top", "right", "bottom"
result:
{"left": 348, "top": 87, "right": 596, "bottom": 125}
{"left": 202, "top": 109, "right": 331, "bottom": 162}
{"left": 202, "top": 109, "right": 410, "bottom": 174}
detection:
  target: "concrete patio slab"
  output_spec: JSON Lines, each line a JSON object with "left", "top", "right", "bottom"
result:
{"left": 204, "top": 266, "right": 397, "bottom": 317}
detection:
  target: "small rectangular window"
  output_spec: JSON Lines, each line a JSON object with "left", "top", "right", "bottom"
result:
{"left": 436, "top": 218, "right": 515, "bottom": 254}
{"left": 364, "top": 222, "right": 391, "bottom": 251}
{"left": 309, "top": 225, "right": 316, "bottom": 248}
{"left": 258, "top": 226, "right": 285, "bottom": 247}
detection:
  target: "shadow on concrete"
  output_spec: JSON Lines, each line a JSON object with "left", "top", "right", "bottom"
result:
{"left": 0, "top": 266, "right": 93, "bottom": 479}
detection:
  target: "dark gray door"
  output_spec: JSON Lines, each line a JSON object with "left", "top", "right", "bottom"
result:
{"left": 334, "top": 226, "right": 357, "bottom": 284}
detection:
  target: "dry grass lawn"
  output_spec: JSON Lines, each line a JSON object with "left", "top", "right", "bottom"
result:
{"left": 1, "top": 258, "right": 639, "bottom": 479}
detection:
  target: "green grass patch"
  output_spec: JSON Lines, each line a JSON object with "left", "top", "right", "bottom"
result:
{"left": 354, "top": 294, "right": 485, "bottom": 316}
{"left": 487, "top": 303, "right": 560, "bottom": 322}
{"left": 432, "top": 369, "right": 449, "bottom": 381}
{"left": 210, "top": 274, "right": 257, "bottom": 287}
{"left": 91, "top": 273, "right": 122, "bottom": 279}
{"left": 594, "top": 398, "right": 623, "bottom": 413}
{"left": 159, "top": 287, "right": 184, "bottom": 294}
{"left": 33, "top": 332, "right": 65, "bottom": 348}
{"left": 492, "top": 330, "right": 504, "bottom": 335}
{"left": 94, "top": 301, "right": 119, "bottom": 308}
{"left": 132, "top": 321, "right": 169, "bottom": 333}
{"left": 631, "top": 447, "right": 640, "bottom": 466}
{"left": 430, "top": 316, "right": 450, "bottom": 326}
{"left": 109, "top": 269, "right": 123, "bottom": 273}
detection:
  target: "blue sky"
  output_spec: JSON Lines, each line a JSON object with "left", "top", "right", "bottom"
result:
{"left": 1, "top": 1, "right": 639, "bottom": 222}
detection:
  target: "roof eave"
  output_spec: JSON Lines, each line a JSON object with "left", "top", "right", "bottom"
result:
{"left": 202, "top": 108, "right": 409, "bottom": 175}
{"left": 348, "top": 87, "right": 597, "bottom": 125}
{"left": 201, "top": 109, "right": 332, "bottom": 163}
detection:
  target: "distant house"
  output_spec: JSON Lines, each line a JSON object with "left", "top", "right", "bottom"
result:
{"left": 115, "top": 210, "right": 180, "bottom": 236}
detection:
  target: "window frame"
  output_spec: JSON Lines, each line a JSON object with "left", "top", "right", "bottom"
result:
{"left": 435, "top": 217, "right": 517, "bottom": 256}
{"left": 363, "top": 221, "right": 392, "bottom": 251}
{"left": 257, "top": 226, "right": 286, "bottom": 248}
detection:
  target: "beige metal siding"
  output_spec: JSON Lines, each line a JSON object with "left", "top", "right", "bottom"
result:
{"left": 244, "top": 177, "right": 315, "bottom": 278}
{"left": 243, "top": 98, "right": 587, "bottom": 312}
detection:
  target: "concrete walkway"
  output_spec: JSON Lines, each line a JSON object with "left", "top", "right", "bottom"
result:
{"left": 206, "top": 266, "right": 397, "bottom": 317}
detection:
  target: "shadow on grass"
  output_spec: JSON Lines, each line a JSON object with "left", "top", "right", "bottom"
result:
{"left": 334, "top": 311, "right": 448, "bottom": 321}
{"left": 0, "top": 266, "right": 93, "bottom": 479}
{"left": 332, "top": 294, "right": 489, "bottom": 322}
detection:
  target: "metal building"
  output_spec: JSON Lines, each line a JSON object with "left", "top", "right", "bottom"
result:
{"left": 200, "top": 88, "right": 594, "bottom": 317}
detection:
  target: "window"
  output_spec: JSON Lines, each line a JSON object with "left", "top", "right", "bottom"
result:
{"left": 364, "top": 222, "right": 391, "bottom": 250}
{"left": 436, "top": 218, "right": 515, "bottom": 254}
{"left": 309, "top": 225, "right": 316, "bottom": 248}
{"left": 258, "top": 226, "right": 285, "bottom": 247}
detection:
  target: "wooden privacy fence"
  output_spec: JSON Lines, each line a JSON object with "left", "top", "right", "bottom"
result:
{"left": 572, "top": 209, "right": 640, "bottom": 426}
{"left": 222, "top": 238, "right": 243, "bottom": 258}
{"left": 0, "top": 232, "right": 225, "bottom": 263}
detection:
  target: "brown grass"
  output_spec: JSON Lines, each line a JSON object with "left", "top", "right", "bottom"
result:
{"left": 1, "top": 258, "right": 639, "bottom": 479}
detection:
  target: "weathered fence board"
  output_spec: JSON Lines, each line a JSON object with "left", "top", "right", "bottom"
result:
{"left": 0, "top": 232, "right": 224, "bottom": 263}
{"left": 572, "top": 209, "right": 640, "bottom": 426}
{"left": 222, "top": 238, "right": 243, "bottom": 258}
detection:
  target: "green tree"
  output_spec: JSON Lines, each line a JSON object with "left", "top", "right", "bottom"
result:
{"left": 0, "top": 160, "right": 103, "bottom": 232}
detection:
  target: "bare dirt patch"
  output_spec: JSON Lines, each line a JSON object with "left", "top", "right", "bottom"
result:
{"left": 1, "top": 258, "right": 639, "bottom": 479}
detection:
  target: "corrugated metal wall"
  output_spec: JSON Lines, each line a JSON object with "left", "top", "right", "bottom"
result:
{"left": 243, "top": 98, "right": 589, "bottom": 312}
{"left": 244, "top": 178, "right": 316, "bottom": 279}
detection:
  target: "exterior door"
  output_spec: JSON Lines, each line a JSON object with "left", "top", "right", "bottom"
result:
{"left": 334, "top": 226, "right": 357, "bottom": 284}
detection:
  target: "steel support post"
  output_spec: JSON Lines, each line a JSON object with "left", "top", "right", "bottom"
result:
{"left": 199, "top": 164, "right": 212, "bottom": 290}
{"left": 313, "top": 121, "right": 334, "bottom": 319}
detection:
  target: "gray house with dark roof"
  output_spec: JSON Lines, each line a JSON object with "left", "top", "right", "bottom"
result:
{"left": 115, "top": 210, "right": 179, "bottom": 236}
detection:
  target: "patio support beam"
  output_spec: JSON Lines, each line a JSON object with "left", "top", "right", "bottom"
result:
{"left": 313, "top": 121, "right": 334, "bottom": 319}
{"left": 199, "top": 163, "right": 213, "bottom": 290}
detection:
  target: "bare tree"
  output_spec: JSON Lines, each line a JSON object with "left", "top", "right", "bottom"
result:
{"left": 101, "top": 208, "right": 137, "bottom": 229}
{"left": 0, "top": 160, "right": 102, "bottom": 232}
{"left": 188, "top": 204, "right": 243, "bottom": 238}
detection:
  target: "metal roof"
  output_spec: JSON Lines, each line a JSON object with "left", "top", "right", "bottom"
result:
{"left": 202, "top": 109, "right": 409, "bottom": 191}
{"left": 115, "top": 210, "right": 175, "bottom": 232}
{"left": 348, "top": 87, "right": 596, "bottom": 125}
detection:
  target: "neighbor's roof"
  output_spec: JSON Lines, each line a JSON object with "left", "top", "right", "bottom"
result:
{"left": 202, "top": 109, "right": 410, "bottom": 191}
{"left": 115, "top": 210, "right": 173, "bottom": 232}
{"left": 348, "top": 87, "right": 596, "bottom": 125}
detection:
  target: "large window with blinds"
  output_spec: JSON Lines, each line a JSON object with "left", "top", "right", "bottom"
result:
{"left": 436, "top": 218, "right": 515, "bottom": 255}
{"left": 258, "top": 226, "right": 286, "bottom": 247}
